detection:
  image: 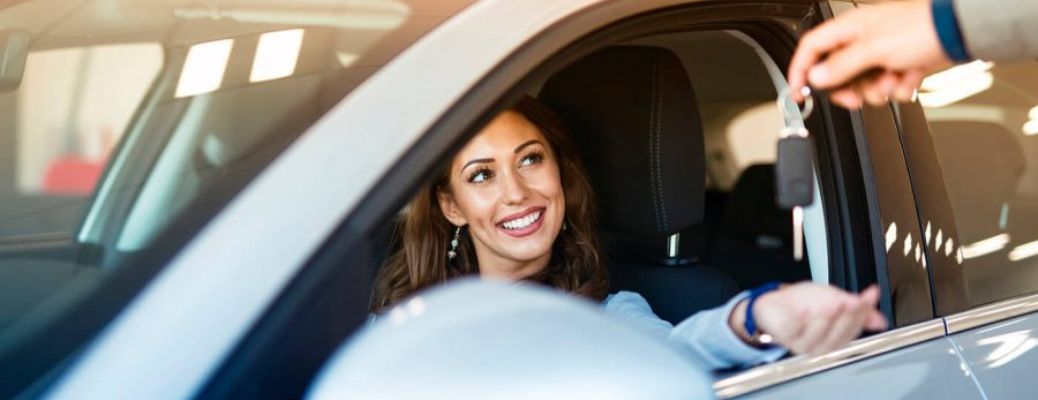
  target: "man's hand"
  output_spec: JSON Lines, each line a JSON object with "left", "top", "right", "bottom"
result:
{"left": 787, "top": 1, "right": 954, "bottom": 108}
{"left": 731, "top": 283, "right": 888, "bottom": 356}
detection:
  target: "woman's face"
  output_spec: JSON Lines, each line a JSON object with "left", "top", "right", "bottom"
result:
{"left": 438, "top": 110, "right": 566, "bottom": 280}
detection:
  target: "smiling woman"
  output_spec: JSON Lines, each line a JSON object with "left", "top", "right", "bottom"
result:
{"left": 373, "top": 96, "right": 609, "bottom": 310}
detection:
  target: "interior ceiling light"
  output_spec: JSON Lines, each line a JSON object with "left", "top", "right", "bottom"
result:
{"left": 921, "top": 60, "right": 994, "bottom": 91}
{"left": 1024, "top": 106, "right": 1038, "bottom": 136}
{"left": 175, "top": 39, "right": 233, "bottom": 98}
{"left": 919, "top": 73, "right": 993, "bottom": 108}
{"left": 336, "top": 52, "right": 360, "bottom": 68}
{"left": 1024, "top": 120, "right": 1038, "bottom": 136}
{"left": 250, "top": 29, "right": 304, "bottom": 83}
{"left": 919, "top": 60, "right": 995, "bottom": 108}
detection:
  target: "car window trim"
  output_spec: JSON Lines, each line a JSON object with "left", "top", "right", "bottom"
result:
{"left": 713, "top": 319, "right": 947, "bottom": 398}
{"left": 945, "top": 292, "right": 1038, "bottom": 334}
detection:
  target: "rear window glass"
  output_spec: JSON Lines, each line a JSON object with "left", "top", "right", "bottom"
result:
{"left": 920, "top": 60, "right": 1038, "bottom": 307}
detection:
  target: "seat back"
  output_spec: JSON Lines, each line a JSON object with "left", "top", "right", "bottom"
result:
{"left": 540, "top": 46, "right": 738, "bottom": 324}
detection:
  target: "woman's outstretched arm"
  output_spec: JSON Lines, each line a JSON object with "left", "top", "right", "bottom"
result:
{"left": 605, "top": 291, "right": 784, "bottom": 369}
{"left": 604, "top": 283, "right": 887, "bottom": 369}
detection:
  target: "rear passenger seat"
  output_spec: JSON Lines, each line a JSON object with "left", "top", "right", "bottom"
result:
{"left": 710, "top": 164, "right": 811, "bottom": 288}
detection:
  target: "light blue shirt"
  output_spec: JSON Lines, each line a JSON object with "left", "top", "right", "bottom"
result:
{"left": 603, "top": 290, "right": 787, "bottom": 370}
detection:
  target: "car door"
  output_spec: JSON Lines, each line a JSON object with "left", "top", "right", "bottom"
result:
{"left": 898, "top": 59, "right": 1038, "bottom": 400}
{"left": 724, "top": 99, "right": 979, "bottom": 398}
{"left": 712, "top": 2, "right": 981, "bottom": 399}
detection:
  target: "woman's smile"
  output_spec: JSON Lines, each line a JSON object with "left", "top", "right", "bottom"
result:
{"left": 497, "top": 206, "right": 546, "bottom": 237}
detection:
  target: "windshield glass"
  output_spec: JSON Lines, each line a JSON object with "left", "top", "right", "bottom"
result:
{"left": 0, "top": 0, "right": 470, "bottom": 394}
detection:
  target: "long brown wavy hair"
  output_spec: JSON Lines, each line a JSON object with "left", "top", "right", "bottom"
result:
{"left": 372, "top": 96, "right": 608, "bottom": 311}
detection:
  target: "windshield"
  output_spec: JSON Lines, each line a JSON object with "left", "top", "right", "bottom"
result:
{"left": 0, "top": 0, "right": 468, "bottom": 395}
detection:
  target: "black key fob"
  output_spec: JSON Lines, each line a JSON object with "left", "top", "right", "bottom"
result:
{"left": 775, "top": 135, "right": 815, "bottom": 209}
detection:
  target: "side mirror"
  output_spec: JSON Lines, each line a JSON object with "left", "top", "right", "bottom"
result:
{"left": 0, "top": 30, "right": 29, "bottom": 93}
{"left": 308, "top": 280, "right": 715, "bottom": 399}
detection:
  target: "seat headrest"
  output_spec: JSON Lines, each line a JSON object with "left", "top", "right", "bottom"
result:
{"left": 539, "top": 46, "right": 706, "bottom": 237}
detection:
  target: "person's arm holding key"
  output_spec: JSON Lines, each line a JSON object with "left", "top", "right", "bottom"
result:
{"left": 787, "top": 0, "right": 1038, "bottom": 109}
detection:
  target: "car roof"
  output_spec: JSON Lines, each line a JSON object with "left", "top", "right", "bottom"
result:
{"left": 0, "top": 0, "right": 478, "bottom": 49}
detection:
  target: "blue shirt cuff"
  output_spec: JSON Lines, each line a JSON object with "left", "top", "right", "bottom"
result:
{"left": 670, "top": 291, "right": 787, "bottom": 369}
{"left": 932, "top": 0, "right": 971, "bottom": 62}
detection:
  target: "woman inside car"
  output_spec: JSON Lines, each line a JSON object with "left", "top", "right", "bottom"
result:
{"left": 372, "top": 96, "right": 887, "bottom": 369}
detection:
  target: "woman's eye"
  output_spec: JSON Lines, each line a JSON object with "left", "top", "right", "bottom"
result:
{"left": 519, "top": 152, "right": 543, "bottom": 168}
{"left": 468, "top": 168, "right": 493, "bottom": 183}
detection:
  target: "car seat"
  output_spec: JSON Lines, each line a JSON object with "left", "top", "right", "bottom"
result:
{"left": 539, "top": 45, "right": 739, "bottom": 324}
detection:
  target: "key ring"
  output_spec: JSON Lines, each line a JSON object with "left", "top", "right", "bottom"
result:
{"left": 777, "top": 86, "right": 814, "bottom": 121}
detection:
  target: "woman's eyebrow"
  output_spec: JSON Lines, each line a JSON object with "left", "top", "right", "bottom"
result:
{"left": 514, "top": 139, "right": 543, "bottom": 154}
{"left": 460, "top": 158, "right": 494, "bottom": 174}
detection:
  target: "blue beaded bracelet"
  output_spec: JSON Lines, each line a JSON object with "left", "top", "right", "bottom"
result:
{"left": 744, "top": 281, "right": 782, "bottom": 340}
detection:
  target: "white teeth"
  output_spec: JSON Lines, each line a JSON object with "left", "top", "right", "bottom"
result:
{"left": 503, "top": 211, "right": 541, "bottom": 230}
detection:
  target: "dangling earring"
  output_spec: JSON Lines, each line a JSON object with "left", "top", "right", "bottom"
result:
{"left": 448, "top": 226, "right": 461, "bottom": 260}
{"left": 563, "top": 220, "right": 569, "bottom": 231}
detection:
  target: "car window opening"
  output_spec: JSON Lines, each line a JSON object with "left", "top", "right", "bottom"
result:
{"left": 369, "top": 29, "right": 832, "bottom": 360}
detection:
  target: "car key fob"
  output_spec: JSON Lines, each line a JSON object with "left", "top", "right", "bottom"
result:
{"left": 775, "top": 131, "right": 814, "bottom": 210}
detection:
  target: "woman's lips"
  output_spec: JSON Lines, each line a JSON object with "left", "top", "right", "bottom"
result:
{"left": 497, "top": 207, "right": 545, "bottom": 238}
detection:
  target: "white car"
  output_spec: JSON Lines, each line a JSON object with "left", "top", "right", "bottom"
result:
{"left": 1, "top": 0, "right": 1037, "bottom": 399}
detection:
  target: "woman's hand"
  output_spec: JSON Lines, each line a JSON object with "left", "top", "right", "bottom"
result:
{"left": 730, "top": 283, "right": 888, "bottom": 356}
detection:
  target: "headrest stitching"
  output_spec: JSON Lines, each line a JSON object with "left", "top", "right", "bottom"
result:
{"left": 648, "top": 53, "right": 663, "bottom": 233}
{"left": 654, "top": 56, "right": 668, "bottom": 231}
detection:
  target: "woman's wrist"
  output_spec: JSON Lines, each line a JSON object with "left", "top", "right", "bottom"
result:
{"left": 729, "top": 284, "right": 782, "bottom": 348}
{"left": 730, "top": 298, "right": 773, "bottom": 348}
{"left": 729, "top": 299, "right": 753, "bottom": 343}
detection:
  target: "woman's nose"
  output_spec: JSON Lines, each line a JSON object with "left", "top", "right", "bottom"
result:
{"left": 501, "top": 170, "right": 531, "bottom": 205}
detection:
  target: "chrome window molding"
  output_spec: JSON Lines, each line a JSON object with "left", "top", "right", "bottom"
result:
{"left": 944, "top": 293, "right": 1038, "bottom": 334}
{"left": 713, "top": 319, "right": 946, "bottom": 399}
